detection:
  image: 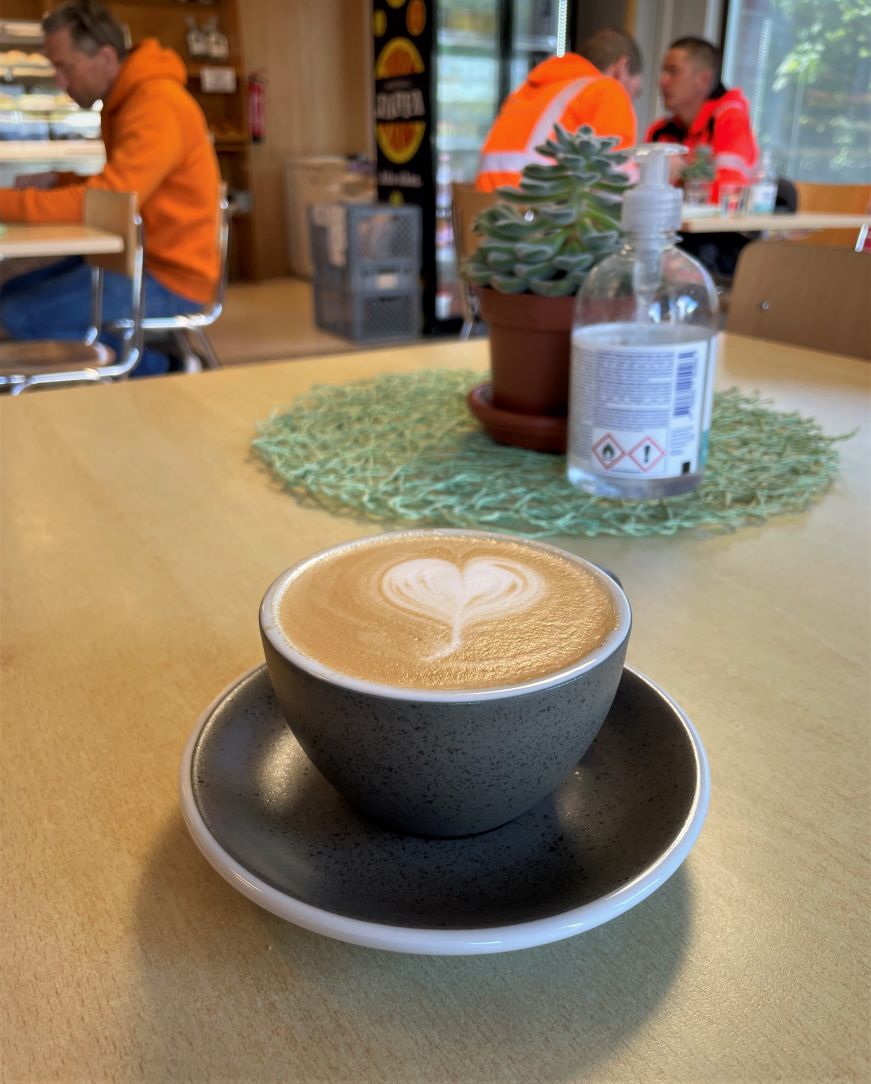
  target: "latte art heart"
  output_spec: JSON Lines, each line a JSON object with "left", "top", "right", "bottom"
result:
{"left": 381, "top": 557, "right": 547, "bottom": 659}
{"left": 276, "top": 533, "right": 618, "bottom": 691}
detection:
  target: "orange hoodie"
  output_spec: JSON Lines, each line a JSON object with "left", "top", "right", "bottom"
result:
{"left": 0, "top": 40, "right": 220, "bottom": 304}
{"left": 477, "top": 54, "right": 637, "bottom": 192}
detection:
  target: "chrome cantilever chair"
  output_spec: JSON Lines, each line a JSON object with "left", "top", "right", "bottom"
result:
{"left": 135, "top": 182, "right": 231, "bottom": 372}
{"left": 0, "top": 189, "right": 144, "bottom": 395}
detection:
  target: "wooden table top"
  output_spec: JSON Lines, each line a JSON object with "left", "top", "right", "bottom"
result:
{"left": 679, "top": 209, "right": 870, "bottom": 233}
{"left": 2, "top": 337, "right": 869, "bottom": 1082}
{"left": 0, "top": 222, "right": 123, "bottom": 258}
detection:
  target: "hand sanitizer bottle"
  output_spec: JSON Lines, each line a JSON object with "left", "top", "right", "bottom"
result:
{"left": 567, "top": 144, "right": 719, "bottom": 499}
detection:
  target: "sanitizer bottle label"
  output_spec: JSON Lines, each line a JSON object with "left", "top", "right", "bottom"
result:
{"left": 570, "top": 327, "right": 717, "bottom": 481}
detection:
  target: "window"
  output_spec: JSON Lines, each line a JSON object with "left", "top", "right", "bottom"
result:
{"left": 723, "top": 0, "right": 871, "bottom": 183}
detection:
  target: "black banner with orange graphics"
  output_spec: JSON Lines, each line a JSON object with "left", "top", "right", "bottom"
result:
{"left": 373, "top": 0, "right": 436, "bottom": 332}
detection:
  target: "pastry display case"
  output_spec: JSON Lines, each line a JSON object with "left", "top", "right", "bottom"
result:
{"left": 0, "top": 18, "right": 105, "bottom": 184}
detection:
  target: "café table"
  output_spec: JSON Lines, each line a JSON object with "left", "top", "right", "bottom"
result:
{"left": 0, "top": 222, "right": 124, "bottom": 259}
{"left": 2, "top": 335, "right": 869, "bottom": 1082}
{"left": 0, "top": 221, "right": 127, "bottom": 300}
{"left": 679, "top": 208, "right": 870, "bottom": 235}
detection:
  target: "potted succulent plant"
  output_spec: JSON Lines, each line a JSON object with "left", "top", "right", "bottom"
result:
{"left": 463, "top": 125, "right": 631, "bottom": 443}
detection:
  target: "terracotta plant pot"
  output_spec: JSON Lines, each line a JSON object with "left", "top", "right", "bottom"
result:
{"left": 477, "top": 287, "right": 576, "bottom": 417}
{"left": 466, "top": 383, "right": 567, "bottom": 453}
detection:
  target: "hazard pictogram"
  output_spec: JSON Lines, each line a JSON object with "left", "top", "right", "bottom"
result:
{"left": 592, "top": 433, "right": 625, "bottom": 470}
{"left": 628, "top": 435, "right": 665, "bottom": 472}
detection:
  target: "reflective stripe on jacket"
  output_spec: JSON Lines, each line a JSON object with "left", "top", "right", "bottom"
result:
{"left": 476, "top": 54, "right": 637, "bottom": 192}
{"left": 646, "top": 87, "right": 759, "bottom": 201}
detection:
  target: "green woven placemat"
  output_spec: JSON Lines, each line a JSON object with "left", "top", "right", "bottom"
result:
{"left": 251, "top": 368, "right": 849, "bottom": 538}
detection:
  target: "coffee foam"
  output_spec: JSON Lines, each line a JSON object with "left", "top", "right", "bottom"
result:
{"left": 273, "top": 534, "right": 619, "bottom": 692}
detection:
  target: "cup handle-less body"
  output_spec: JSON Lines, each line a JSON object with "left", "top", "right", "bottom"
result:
{"left": 261, "top": 632, "right": 628, "bottom": 838}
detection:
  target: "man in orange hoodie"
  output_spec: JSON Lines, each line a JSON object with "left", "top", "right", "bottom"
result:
{"left": 476, "top": 28, "right": 643, "bottom": 192}
{"left": 0, "top": 0, "right": 221, "bottom": 375}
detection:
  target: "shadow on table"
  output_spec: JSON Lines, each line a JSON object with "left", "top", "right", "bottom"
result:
{"left": 132, "top": 810, "right": 693, "bottom": 1082}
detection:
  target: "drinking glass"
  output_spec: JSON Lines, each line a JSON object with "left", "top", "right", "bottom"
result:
{"left": 719, "top": 183, "right": 746, "bottom": 215}
{"left": 684, "top": 179, "right": 713, "bottom": 207}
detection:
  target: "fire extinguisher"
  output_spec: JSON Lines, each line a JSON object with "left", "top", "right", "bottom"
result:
{"left": 248, "top": 73, "right": 265, "bottom": 143}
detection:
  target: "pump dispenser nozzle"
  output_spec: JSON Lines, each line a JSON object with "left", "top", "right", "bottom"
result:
{"left": 622, "top": 144, "right": 686, "bottom": 235}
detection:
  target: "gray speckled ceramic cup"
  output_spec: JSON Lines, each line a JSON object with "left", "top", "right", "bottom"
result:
{"left": 260, "top": 529, "right": 631, "bottom": 837}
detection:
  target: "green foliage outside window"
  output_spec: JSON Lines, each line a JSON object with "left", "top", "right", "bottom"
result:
{"left": 725, "top": 0, "right": 871, "bottom": 182}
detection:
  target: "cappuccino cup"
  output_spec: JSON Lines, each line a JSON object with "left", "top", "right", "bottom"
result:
{"left": 260, "top": 529, "right": 631, "bottom": 837}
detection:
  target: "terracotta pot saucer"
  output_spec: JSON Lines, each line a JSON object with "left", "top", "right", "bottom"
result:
{"left": 467, "top": 383, "right": 567, "bottom": 454}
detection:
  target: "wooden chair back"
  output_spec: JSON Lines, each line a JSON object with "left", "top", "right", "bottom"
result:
{"left": 84, "top": 189, "right": 139, "bottom": 277}
{"left": 450, "top": 183, "right": 500, "bottom": 338}
{"left": 451, "top": 182, "right": 499, "bottom": 266}
{"left": 793, "top": 181, "right": 871, "bottom": 249}
{"left": 726, "top": 241, "right": 871, "bottom": 360}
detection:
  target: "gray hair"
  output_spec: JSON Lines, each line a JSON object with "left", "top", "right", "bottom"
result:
{"left": 43, "top": 1, "right": 128, "bottom": 59}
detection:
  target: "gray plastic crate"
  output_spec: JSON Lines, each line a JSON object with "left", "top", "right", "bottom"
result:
{"left": 309, "top": 202, "right": 421, "bottom": 294}
{"left": 313, "top": 281, "right": 421, "bottom": 344}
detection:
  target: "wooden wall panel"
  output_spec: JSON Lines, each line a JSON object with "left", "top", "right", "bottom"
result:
{"left": 1, "top": 1, "right": 46, "bottom": 17}
{"left": 238, "top": 0, "right": 372, "bottom": 279}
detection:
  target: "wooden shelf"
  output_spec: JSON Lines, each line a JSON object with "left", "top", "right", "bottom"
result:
{"left": 108, "top": 0, "right": 220, "bottom": 6}
{"left": 187, "top": 61, "right": 243, "bottom": 78}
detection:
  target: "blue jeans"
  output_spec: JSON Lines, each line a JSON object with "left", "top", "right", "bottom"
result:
{"left": 0, "top": 256, "right": 202, "bottom": 377}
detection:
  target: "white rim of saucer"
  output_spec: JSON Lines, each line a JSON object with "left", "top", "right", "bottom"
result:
{"left": 178, "top": 664, "right": 710, "bottom": 956}
{"left": 259, "top": 528, "right": 632, "bottom": 703}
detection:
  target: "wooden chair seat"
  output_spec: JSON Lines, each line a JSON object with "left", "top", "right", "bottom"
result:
{"left": 0, "top": 340, "right": 114, "bottom": 376}
{"left": 1, "top": 189, "right": 143, "bottom": 395}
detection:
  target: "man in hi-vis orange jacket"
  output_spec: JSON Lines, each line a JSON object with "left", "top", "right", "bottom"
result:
{"left": 476, "top": 28, "right": 643, "bottom": 192}
{"left": 647, "top": 36, "right": 762, "bottom": 276}
{"left": 646, "top": 37, "right": 759, "bottom": 202}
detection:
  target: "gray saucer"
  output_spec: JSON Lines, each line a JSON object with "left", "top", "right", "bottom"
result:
{"left": 180, "top": 665, "right": 709, "bottom": 955}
